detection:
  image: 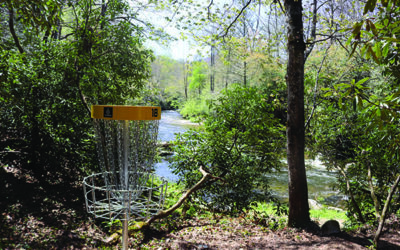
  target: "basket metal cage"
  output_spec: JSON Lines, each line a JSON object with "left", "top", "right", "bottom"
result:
{"left": 83, "top": 171, "right": 168, "bottom": 221}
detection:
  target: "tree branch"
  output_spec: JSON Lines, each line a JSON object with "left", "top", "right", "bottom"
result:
{"left": 219, "top": 0, "right": 252, "bottom": 38}
{"left": 374, "top": 173, "right": 400, "bottom": 247}
{"left": 105, "top": 165, "right": 223, "bottom": 243}
{"left": 305, "top": 42, "right": 331, "bottom": 130}
{"left": 273, "top": 0, "right": 285, "bottom": 14}
{"left": 368, "top": 164, "right": 382, "bottom": 221}
{"left": 8, "top": 6, "right": 24, "bottom": 54}
{"left": 338, "top": 166, "right": 365, "bottom": 223}
{"left": 304, "top": 0, "right": 317, "bottom": 63}
{"left": 207, "top": 0, "right": 214, "bottom": 20}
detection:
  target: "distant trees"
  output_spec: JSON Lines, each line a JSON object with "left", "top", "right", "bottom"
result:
{"left": 188, "top": 61, "right": 207, "bottom": 96}
{"left": 149, "top": 56, "right": 185, "bottom": 109}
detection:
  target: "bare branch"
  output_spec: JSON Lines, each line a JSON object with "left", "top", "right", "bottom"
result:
{"left": 304, "top": 0, "right": 318, "bottom": 62}
{"left": 305, "top": 42, "right": 331, "bottom": 130}
{"left": 207, "top": 0, "right": 214, "bottom": 20}
{"left": 219, "top": 0, "right": 252, "bottom": 38}
{"left": 105, "top": 165, "right": 224, "bottom": 243}
{"left": 374, "top": 173, "right": 400, "bottom": 246}
{"left": 163, "top": 0, "right": 185, "bottom": 29}
{"left": 273, "top": 0, "right": 285, "bottom": 14}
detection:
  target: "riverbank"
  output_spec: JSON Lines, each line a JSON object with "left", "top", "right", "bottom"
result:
{"left": 157, "top": 110, "right": 346, "bottom": 209}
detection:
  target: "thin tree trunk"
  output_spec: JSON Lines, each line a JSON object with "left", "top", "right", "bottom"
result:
{"left": 225, "top": 47, "right": 231, "bottom": 89}
{"left": 243, "top": 61, "right": 247, "bottom": 87}
{"left": 368, "top": 165, "right": 382, "bottom": 221}
{"left": 304, "top": 0, "right": 317, "bottom": 62}
{"left": 339, "top": 167, "right": 365, "bottom": 223}
{"left": 285, "top": 0, "right": 310, "bottom": 228}
{"left": 184, "top": 62, "right": 188, "bottom": 100}
{"left": 210, "top": 45, "right": 215, "bottom": 92}
{"left": 373, "top": 174, "right": 400, "bottom": 247}
{"left": 8, "top": 7, "right": 24, "bottom": 54}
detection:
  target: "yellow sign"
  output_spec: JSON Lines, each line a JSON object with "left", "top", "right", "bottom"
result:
{"left": 91, "top": 105, "right": 161, "bottom": 120}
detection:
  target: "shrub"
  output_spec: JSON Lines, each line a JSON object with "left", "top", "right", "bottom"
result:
{"left": 170, "top": 84, "right": 286, "bottom": 213}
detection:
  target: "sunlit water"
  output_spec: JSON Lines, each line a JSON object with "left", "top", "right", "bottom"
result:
{"left": 155, "top": 110, "right": 345, "bottom": 207}
{"left": 155, "top": 111, "right": 197, "bottom": 182}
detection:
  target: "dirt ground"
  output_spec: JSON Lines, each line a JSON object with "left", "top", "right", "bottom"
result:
{"left": 1, "top": 164, "right": 400, "bottom": 249}
{"left": 137, "top": 216, "right": 400, "bottom": 250}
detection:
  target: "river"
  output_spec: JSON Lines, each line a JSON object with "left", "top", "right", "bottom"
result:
{"left": 155, "top": 110, "right": 345, "bottom": 207}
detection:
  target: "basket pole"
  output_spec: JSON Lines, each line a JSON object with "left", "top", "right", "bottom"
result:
{"left": 122, "top": 120, "right": 129, "bottom": 249}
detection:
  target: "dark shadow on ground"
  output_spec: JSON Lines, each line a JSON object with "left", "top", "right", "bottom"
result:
{"left": 0, "top": 163, "right": 106, "bottom": 248}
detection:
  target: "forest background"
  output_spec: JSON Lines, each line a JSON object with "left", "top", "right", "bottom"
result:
{"left": 1, "top": 0, "right": 400, "bottom": 248}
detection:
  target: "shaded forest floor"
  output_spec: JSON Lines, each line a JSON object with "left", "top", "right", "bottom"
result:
{"left": 1, "top": 164, "right": 400, "bottom": 249}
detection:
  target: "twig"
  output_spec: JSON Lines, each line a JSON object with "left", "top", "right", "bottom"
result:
{"left": 304, "top": 0, "right": 318, "bottom": 62}
{"left": 207, "top": 0, "right": 214, "bottom": 20}
{"left": 219, "top": 0, "right": 252, "bottom": 38}
{"left": 273, "top": 0, "right": 285, "bottom": 14}
{"left": 305, "top": 42, "right": 331, "bottom": 129}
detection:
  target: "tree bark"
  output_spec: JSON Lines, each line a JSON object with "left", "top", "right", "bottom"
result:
{"left": 285, "top": 0, "right": 310, "bottom": 228}
{"left": 8, "top": 7, "right": 24, "bottom": 54}
{"left": 210, "top": 45, "right": 215, "bottom": 92}
{"left": 373, "top": 174, "right": 400, "bottom": 247}
{"left": 339, "top": 166, "right": 365, "bottom": 223}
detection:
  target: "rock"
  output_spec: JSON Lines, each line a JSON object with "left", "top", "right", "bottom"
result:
{"left": 158, "top": 141, "right": 173, "bottom": 149}
{"left": 326, "top": 206, "right": 344, "bottom": 212}
{"left": 308, "top": 199, "right": 323, "bottom": 210}
{"left": 159, "top": 150, "right": 173, "bottom": 156}
{"left": 158, "top": 141, "right": 174, "bottom": 156}
{"left": 321, "top": 220, "right": 341, "bottom": 235}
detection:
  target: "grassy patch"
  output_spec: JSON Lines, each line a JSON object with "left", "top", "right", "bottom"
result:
{"left": 310, "top": 208, "right": 348, "bottom": 223}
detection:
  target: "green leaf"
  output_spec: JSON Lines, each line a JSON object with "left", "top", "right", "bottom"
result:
{"left": 363, "top": 0, "right": 377, "bottom": 15}
{"left": 349, "top": 42, "right": 359, "bottom": 58}
{"left": 367, "top": 45, "right": 379, "bottom": 63}
{"left": 367, "top": 20, "right": 378, "bottom": 36}
{"left": 353, "top": 21, "right": 364, "bottom": 36}
{"left": 355, "top": 77, "right": 370, "bottom": 87}
{"left": 382, "top": 37, "right": 400, "bottom": 42}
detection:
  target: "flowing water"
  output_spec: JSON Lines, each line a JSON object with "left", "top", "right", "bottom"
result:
{"left": 155, "top": 110, "right": 345, "bottom": 207}
{"left": 155, "top": 110, "right": 198, "bottom": 182}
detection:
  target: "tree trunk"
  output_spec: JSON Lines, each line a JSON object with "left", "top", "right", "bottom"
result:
{"left": 373, "top": 174, "right": 400, "bottom": 247}
{"left": 243, "top": 61, "right": 247, "bottom": 87}
{"left": 210, "top": 45, "right": 215, "bottom": 92}
{"left": 339, "top": 166, "right": 365, "bottom": 223}
{"left": 225, "top": 47, "right": 231, "bottom": 89}
{"left": 285, "top": 0, "right": 310, "bottom": 228}
{"left": 184, "top": 61, "right": 188, "bottom": 100}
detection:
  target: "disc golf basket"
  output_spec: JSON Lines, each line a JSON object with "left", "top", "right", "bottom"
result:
{"left": 83, "top": 105, "right": 167, "bottom": 249}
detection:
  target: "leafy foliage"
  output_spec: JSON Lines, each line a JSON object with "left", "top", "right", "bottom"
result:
{"left": 312, "top": 78, "right": 400, "bottom": 225}
{"left": 188, "top": 61, "right": 208, "bottom": 96}
{"left": 170, "top": 84, "right": 285, "bottom": 213}
{"left": 0, "top": 0, "right": 154, "bottom": 183}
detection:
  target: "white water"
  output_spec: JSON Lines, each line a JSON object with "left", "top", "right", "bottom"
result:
{"left": 155, "top": 110, "right": 345, "bottom": 207}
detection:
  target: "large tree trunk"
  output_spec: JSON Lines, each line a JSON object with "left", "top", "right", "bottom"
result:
{"left": 285, "top": 0, "right": 310, "bottom": 228}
